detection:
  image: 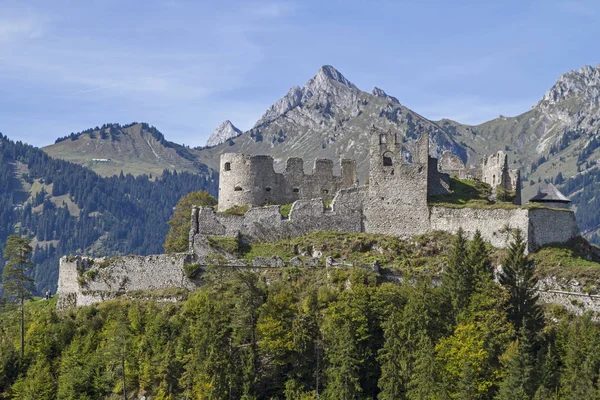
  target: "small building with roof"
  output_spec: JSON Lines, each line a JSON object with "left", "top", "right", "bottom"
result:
{"left": 529, "top": 183, "right": 572, "bottom": 209}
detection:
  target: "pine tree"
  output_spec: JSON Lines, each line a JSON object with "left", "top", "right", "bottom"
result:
{"left": 2, "top": 235, "right": 34, "bottom": 358}
{"left": 496, "top": 336, "right": 535, "bottom": 400}
{"left": 466, "top": 230, "right": 492, "bottom": 287}
{"left": 442, "top": 228, "right": 473, "bottom": 318}
{"left": 498, "top": 230, "right": 543, "bottom": 334}
{"left": 407, "top": 333, "right": 442, "bottom": 400}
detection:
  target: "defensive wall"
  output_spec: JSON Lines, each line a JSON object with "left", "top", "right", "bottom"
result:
{"left": 57, "top": 254, "right": 198, "bottom": 311}
{"left": 56, "top": 247, "right": 600, "bottom": 319}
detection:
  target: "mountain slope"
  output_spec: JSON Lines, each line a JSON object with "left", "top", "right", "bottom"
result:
{"left": 195, "top": 65, "right": 467, "bottom": 180}
{"left": 0, "top": 133, "right": 218, "bottom": 294}
{"left": 44, "top": 122, "right": 209, "bottom": 177}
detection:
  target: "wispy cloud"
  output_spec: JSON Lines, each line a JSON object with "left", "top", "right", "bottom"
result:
{"left": 0, "top": 10, "right": 47, "bottom": 43}
{"left": 559, "top": 0, "right": 596, "bottom": 16}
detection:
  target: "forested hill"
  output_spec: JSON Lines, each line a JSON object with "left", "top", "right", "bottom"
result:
{"left": 0, "top": 133, "right": 218, "bottom": 294}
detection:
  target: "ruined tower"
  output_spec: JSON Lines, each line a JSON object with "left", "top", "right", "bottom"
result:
{"left": 481, "top": 151, "right": 522, "bottom": 205}
{"left": 364, "top": 127, "right": 431, "bottom": 237}
{"left": 217, "top": 153, "right": 359, "bottom": 212}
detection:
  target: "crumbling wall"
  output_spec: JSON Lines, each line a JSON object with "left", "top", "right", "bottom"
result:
{"left": 192, "top": 188, "right": 365, "bottom": 251}
{"left": 57, "top": 254, "right": 197, "bottom": 310}
{"left": 364, "top": 128, "right": 431, "bottom": 238}
{"left": 439, "top": 151, "right": 481, "bottom": 180}
{"left": 217, "top": 153, "right": 358, "bottom": 211}
{"left": 428, "top": 156, "right": 451, "bottom": 196}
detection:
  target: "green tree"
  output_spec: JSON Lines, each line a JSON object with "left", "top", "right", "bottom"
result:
{"left": 2, "top": 234, "right": 33, "bottom": 358}
{"left": 466, "top": 230, "right": 492, "bottom": 287}
{"left": 163, "top": 191, "right": 217, "bottom": 253}
{"left": 378, "top": 278, "right": 444, "bottom": 399}
{"left": 495, "top": 337, "right": 535, "bottom": 400}
{"left": 498, "top": 230, "right": 543, "bottom": 334}
{"left": 442, "top": 228, "right": 473, "bottom": 318}
{"left": 407, "top": 333, "right": 443, "bottom": 400}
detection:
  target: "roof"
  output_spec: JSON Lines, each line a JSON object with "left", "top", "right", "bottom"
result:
{"left": 529, "top": 183, "right": 571, "bottom": 203}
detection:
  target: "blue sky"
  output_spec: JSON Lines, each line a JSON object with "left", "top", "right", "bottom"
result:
{"left": 1, "top": 0, "right": 599, "bottom": 147}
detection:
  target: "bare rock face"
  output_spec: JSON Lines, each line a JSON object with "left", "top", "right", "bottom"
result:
{"left": 206, "top": 120, "right": 242, "bottom": 147}
{"left": 254, "top": 65, "right": 359, "bottom": 128}
{"left": 537, "top": 64, "right": 600, "bottom": 110}
{"left": 372, "top": 87, "right": 399, "bottom": 104}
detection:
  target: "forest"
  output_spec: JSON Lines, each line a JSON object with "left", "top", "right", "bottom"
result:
{"left": 1, "top": 230, "right": 600, "bottom": 399}
{"left": 0, "top": 133, "right": 218, "bottom": 295}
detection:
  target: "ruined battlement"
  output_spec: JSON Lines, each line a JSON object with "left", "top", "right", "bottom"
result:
{"left": 217, "top": 153, "right": 358, "bottom": 211}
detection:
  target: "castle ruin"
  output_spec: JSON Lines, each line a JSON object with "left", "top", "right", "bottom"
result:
{"left": 58, "top": 127, "right": 582, "bottom": 311}
{"left": 193, "top": 127, "right": 571, "bottom": 252}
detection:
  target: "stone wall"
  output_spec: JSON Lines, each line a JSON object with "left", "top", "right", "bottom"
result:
{"left": 217, "top": 153, "right": 358, "bottom": 211}
{"left": 430, "top": 206, "right": 580, "bottom": 251}
{"left": 430, "top": 206, "right": 531, "bottom": 249}
{"left": 192, "top": 188, "right": 365, "bottom": 252}
{"left": 57, "top": 254, "right": 198, "bottom": 311}
{"left": 480, "top": 151, "right": 522, "bottom": 204}
{"left": 529, "top": 208, "right": 580, "bottom": 249}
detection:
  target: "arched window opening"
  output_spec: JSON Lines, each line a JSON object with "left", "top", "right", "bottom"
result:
{"left": 379, "top": 134, "right": 387, "bottom": 144}
{"left": 234, "top": 186, "right": 242, "bottom": 192}
{"left": 492, "top": 174, "right": 496, "bottom": 186}
{"left": 224, "top": 162, "right": 231, "bottom": 171}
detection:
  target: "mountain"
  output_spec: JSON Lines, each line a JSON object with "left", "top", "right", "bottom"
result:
{"left": 0, "top": 133, "right": 218, "bottom": 294}
{"left": 43, "top": 122, "right": 209, "bottom": 178}
{"left": 195, "top": 65, "right": 467, "bottom": 179}
{"left": 206, "top": 120, "right": 242, "bottom": 147}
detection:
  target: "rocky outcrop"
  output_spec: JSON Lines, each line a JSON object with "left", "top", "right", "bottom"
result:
{"left": 371, "top": 87, "right": 399, "bottom": 104}
{"left": 206, "top": 120, "right": 242, "bottom": 147}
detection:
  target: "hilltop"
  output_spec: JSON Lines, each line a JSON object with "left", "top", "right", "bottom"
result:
{"left": 43, "top": 122, "right": 209, "bottom": 177}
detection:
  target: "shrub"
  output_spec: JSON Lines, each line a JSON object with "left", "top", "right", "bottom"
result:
{"left": 220, "top": 205, "right": 249, "bottom": 216}
{"left": 183, "top": 263, "right": 201, "bottom": 279}
{"left": 280, "top": 203, "right": 293, "bottom": 218}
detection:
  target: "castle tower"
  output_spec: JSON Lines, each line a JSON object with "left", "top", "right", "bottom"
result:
{"left": 364, "top": 127, "right": 431, "bottom": 237}
{"left": 218, "top": 153, "right": 278, "bottom": 211}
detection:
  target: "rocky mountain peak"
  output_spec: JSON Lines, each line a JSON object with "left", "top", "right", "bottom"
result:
{"left": 537, "top": 64, "right": 600, "bottom": 109}
{"left": 206, "top": 120, "right": 242, "bottom": 147}
{"left": 372, "top": 87, "right": 399, "bottom": 104}
{"left": 253, "top": 65, "right": 358, "bottom": 128}
{"left": 309, "top": 65, "right": 358, "bottom": 90}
